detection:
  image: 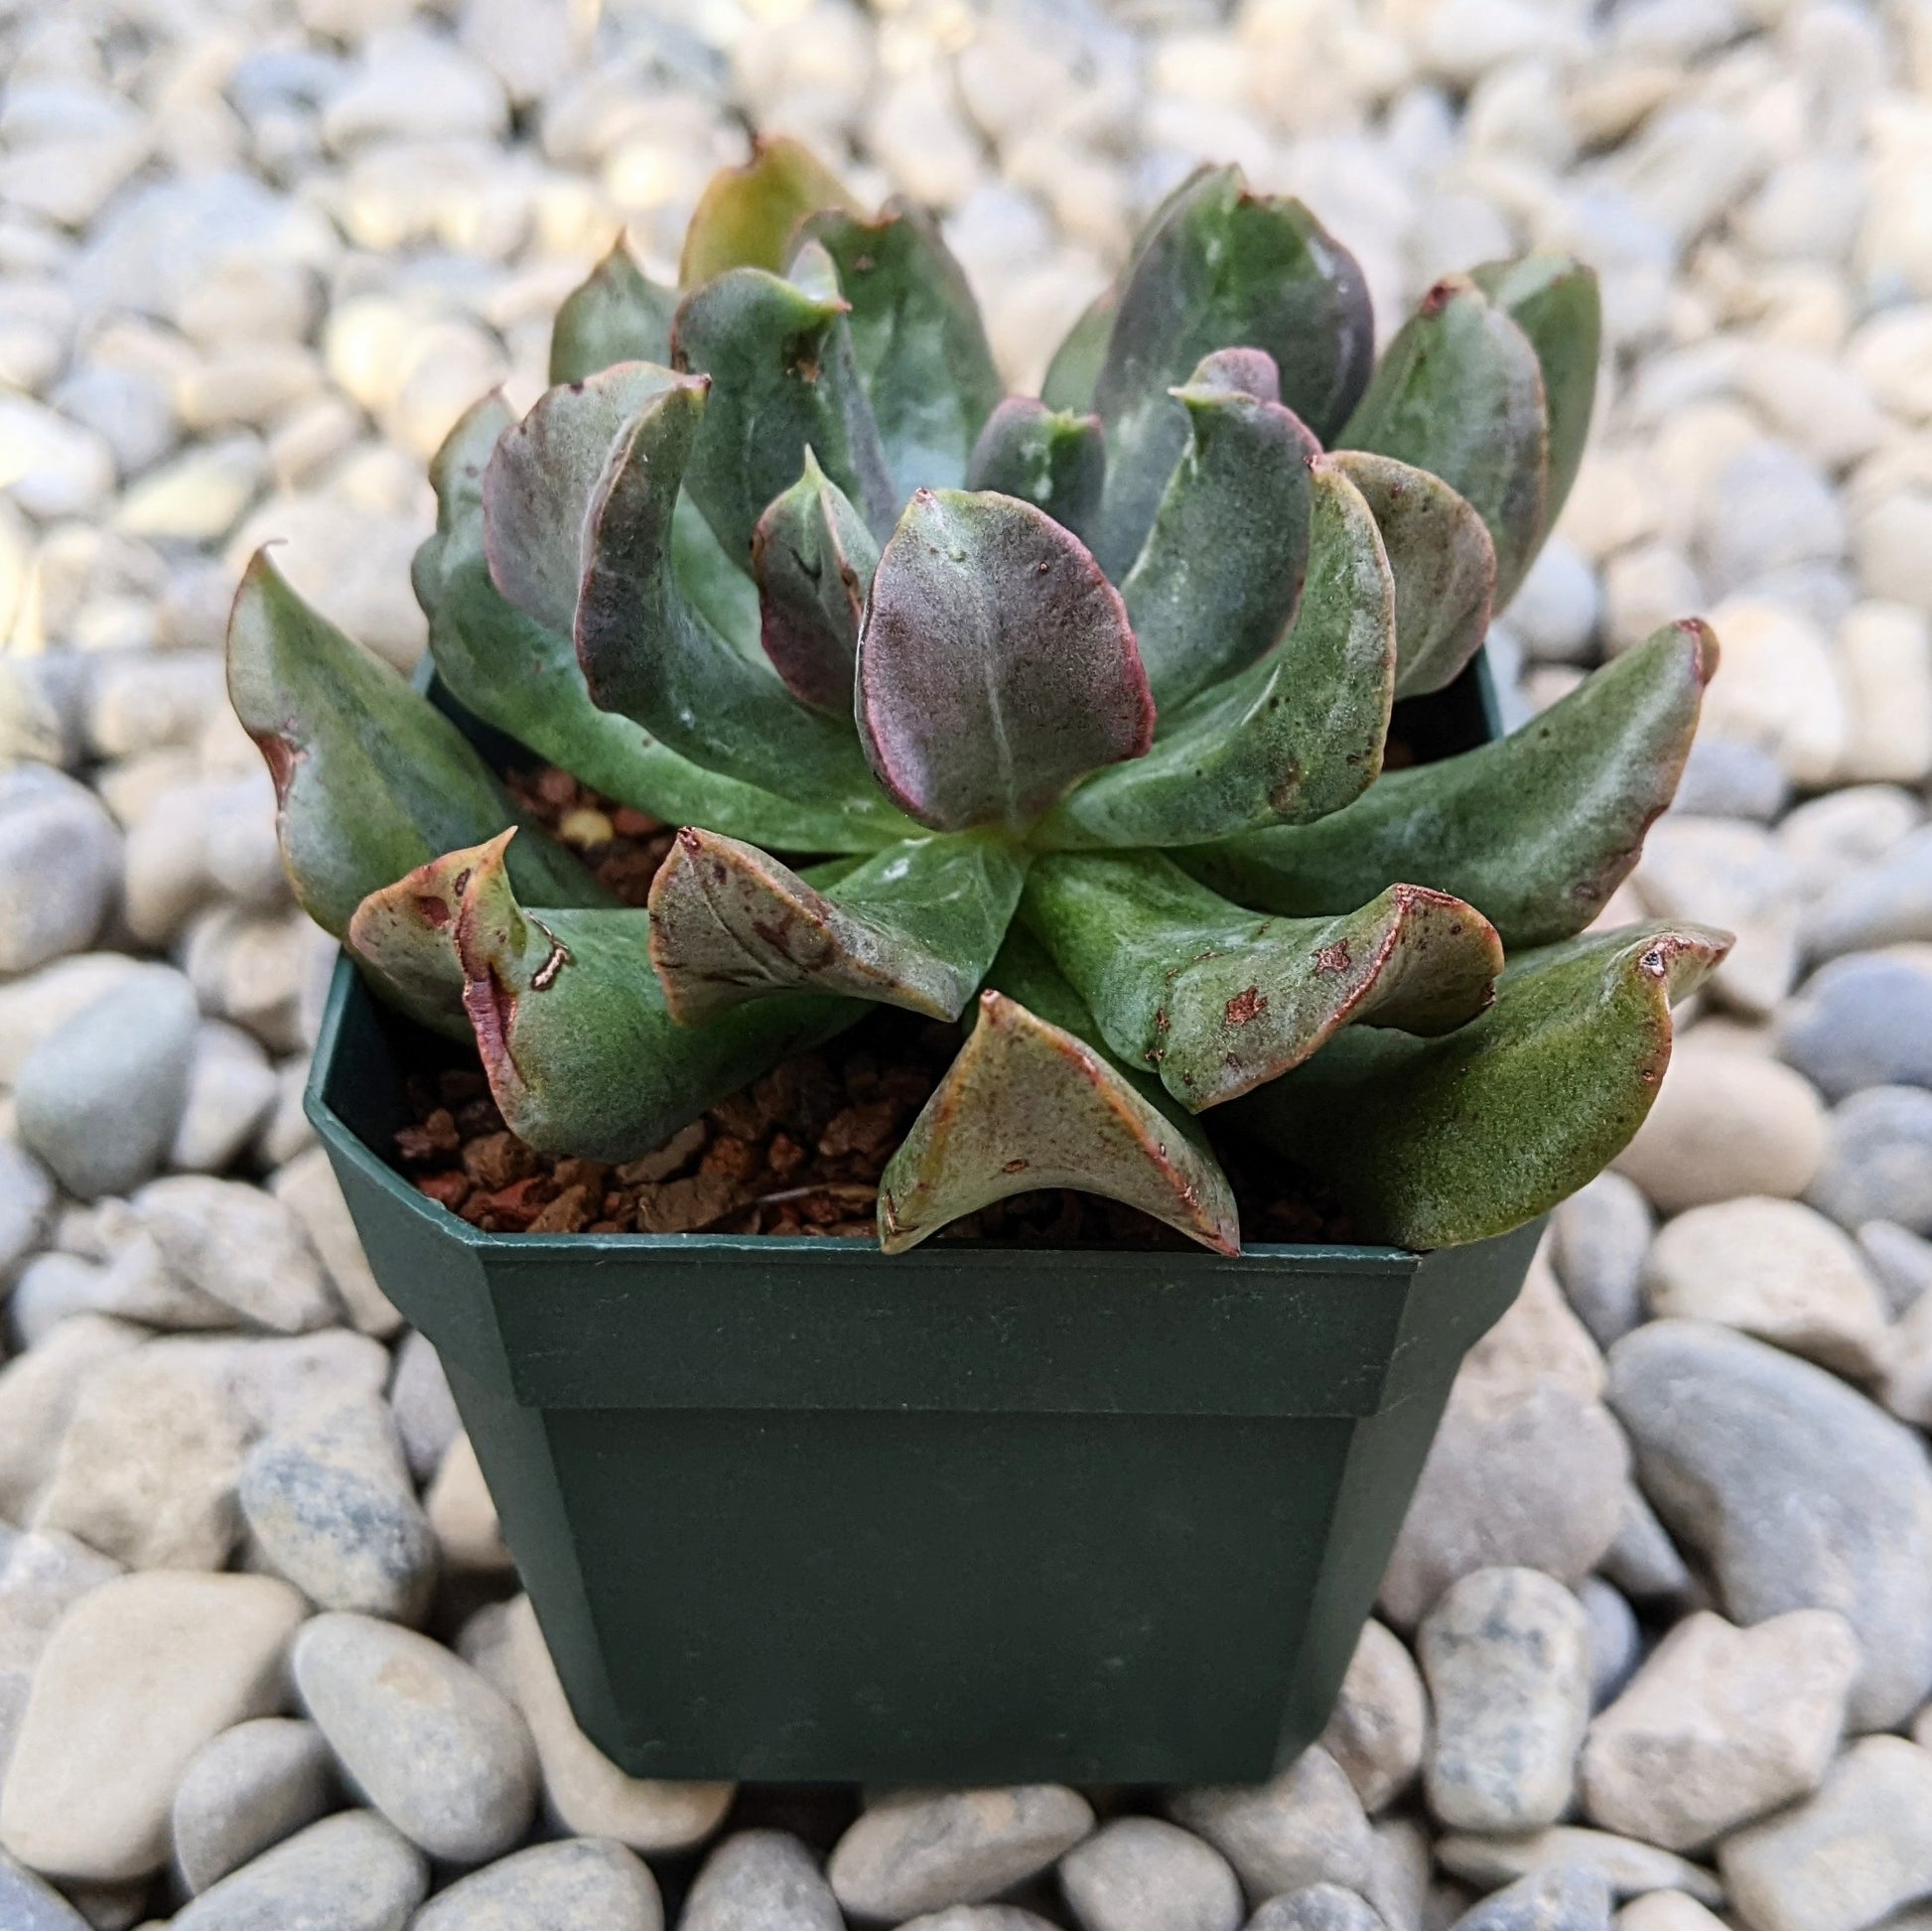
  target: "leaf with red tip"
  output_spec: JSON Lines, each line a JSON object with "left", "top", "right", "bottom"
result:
{"left": 549, "top": 240, "right": 675, "bottom": 383}
{"left": 1120, "top": 347, "right": 1319, "bottom": 712}
{"left": 965, "top": 398, "right": 1106, "bottom": 545}
{"left": 1045, "top": 457, "right": 1394, "bottom": 848}
{"left": 1329, "top": 449, "right": 1495, "bottom": 700}
{"left": 345, "top": 842, "right": 495, "bottom": 1039}
{"left": 749, "top": 450, "right": 880, "bottom": 715}
{"left": 1023, "top": 852, "right": 1501, "bottom": 1112}
{"left": 454, "top": 833, "right": 859, "bottom": 1161}
{"left": 876, "top": 933, "right": 1240, "bottom": 1256}
{"left": 647, "top": 826, "right": 1025, "bottom": 1025}
{"left": 857, "top": 488, "right": 1154, "bottom": 833}
{"left": 678, "top": 136, "right": 857, "bottom": 287}
{"left": 1237, "top": 921, "right": 1732, "bottom": 1249}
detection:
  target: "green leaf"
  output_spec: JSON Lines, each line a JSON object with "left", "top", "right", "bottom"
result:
{"left": 647, "top": 826, "right": 1026, "bottom": 1024}
{"left": 1471, "top": 253, "right": 1600, "bottom": 549}
{"left": 671, "top": 264, "right": 896, "bottom": 561}
{"left": 856, "top": 487, "right": 1154, "bottom": 833}
{"left": 1121, "top": 347, "right": 1318, "bottom": 713}
{"left": 1039, "top": 283, "right": 1117, "bottom": 413}
{"left": 226, "top": 550, "right": 607, "bottom": 938}
{"left": 419, "top": 395, "right": 897, "bottom": 852}
{"left": 1091, "top": 165, "right": 1373, "bottom": 576}
{"left": 571, "top": 373, "right": 917, "bottom": 832}
{"left": 801, "top": 199, "right": 1004, "bottom": 494}
{"left": 1022, "top": 852, "right": 1501, "bottom": 1112}
{"left": 1328, "top": 450, "right": 1495, "bottom": 701}
{"left": 548, "top": 239, "right": 676, "bottom": 383}
{"left": 1044, "top": 456, "right": 1394, "bottom": 848}
{"left": 877, "top": 931, "right": 1241, "bottom": 1256}
{"left": 964, "top": 398, "right": 1106, "bottom": 546}
{"left": 1339, "top": 274, "right": 1548, "bottom": 605}
{"left": 749, "top": 449, "right": 879, "bottom": 715}
{"left": 455, "top": 832, "right": 859, "bottom": 1161}
{"left": 345, "top": 842, "right": 490, "bottom": 1040}
{"left": 678, "top": 136, "right": 857, "bottom": 288}
{"left": 1178, "top": 619, "right": 1718, "bottom": 948}
{"left": 1235, "top": 921, "right": 1732, "bottom": 1249}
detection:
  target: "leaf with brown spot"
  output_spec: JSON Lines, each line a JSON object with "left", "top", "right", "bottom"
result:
{"left": 346, "top": 841, "right": 498, "bottom": 1039}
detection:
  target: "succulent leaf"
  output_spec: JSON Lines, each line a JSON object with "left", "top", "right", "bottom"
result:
{"left": 647, "top": 826, "right": 1025, "bottom": 1024}
{"left": 1039, "top": 283, "right": 1117, "bottom": 413}
{"left": 1045, "top": 456, "right": 1393, "bottom": 848}
{"left": 1235, "top": 920, "right": 1732, "bottom": 1248}
{"left": 1178, "top": 619, "right": 1718, "bottom": 947}
{"left": 226, "top": 551, "right": 607, "bottom": 937}
{"left": 1471, "top": 253, "right": 1600, "bottom": 546}
{"left": 677, "top": 135, "right": 857, "bottom": 287}
{"left": 455, "top": 832, "right": 859, "bottom": 1161}
{"left": 964, "top": 398, "right": 1106, "bottom": 545}
{"left": 857, "top": 487, "right": 1154, "bottom": 833}
{"left": 420, "top": 395, "right": 897, "bottom": 852}
{"left": 1091, "top": 165, "right": 1373, "bottom": 576}
{"left": 801, "top": 200, "right": 1004, "bottom": 494}
{"left": 748, "top": 450, "right": 880, "bottom": 715}
{"left": 1022, "top": 852, "right": 1501, "bottom": 1112}
{"left": 571, "top": 374, "right": 916, "bottom": 828}
{"left": 672, "top": 265, "right": 896, "bottom": 560}
{"left": 1121, "top": 347, "right": 1319, "bottom": 712}
{"left": 877, "top": 932, "right": 1241, "bottom": 1257}
{"left": 1329, "top": 450, "right": 1495, "bottom": 701}
{"left": 1338, "top": 274, "right": 1548, "bottom": 605}
{"left": 549, "top": 240, "right": 676, "bottom": 383}
{"left": 345, "top": 843, "right": 491, "bottom": 1040}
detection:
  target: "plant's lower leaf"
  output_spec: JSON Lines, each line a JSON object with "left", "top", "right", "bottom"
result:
{"left": 857, "top": 488, "right": 1154, "bottom": 833}
{"left": 1471, "top": 253, "right": 1600, "bottom": 552}
{"left": 454, "top": 832, "right": 859, "bottom": 1162}
{"left": 574, "top": 374, "right": 918, "bottom": 834}
{"left": 1235, "top": 921, "right": 1732, "bottom": 1249}
{"left": 672, "top": 265, "right": 896, "bottom": 560}
{"left": 1178, "top": 619, "right": 1718, "bottom": 948}
{"left": 876, "top": 932, "right": 1240, "bottom": 1257}
{"left": 749, "top": 451, "right": 879, "bottom": 715}
{"left": 1122, "top": 348, "right": 1318, "bottom": 713}
{"left": 1092, "top": 165, "right": 1373, "bottom": 577}
{"left": 420, "top": 396, "right": 908, "bottom": 852}
{"left": 802, "top": 200, "right": 1004, "bottom": 495}
{"left": 226, "top": 551, "right": 607, "bottom": 938}
{"left": 964, "top": 398, "right": 1106, "bottom": 546}
{"left": 1329, "top": 450, "right": 1494, "bottom": 701}
{"left": 677, "top": 136, "right": 857, "bottom": 287}
{"left": 648, "top": 826, "right": 1025, "bottom": 1024}
{"left": 1022, "top": 852, "right": 1501, "bottom": 1112}
{"left": 549, "top": 240, "right": 676, "bottom": 383}
{"left": 1044, "top": 457, "right": 1393, "bottom": 847}
{"left": 1339, "top": 274, "right": 1548, "bottom": 605}
{"left": 1039, "top": 282, "right": 1117, "bottom": 413}
{"left": 345, "top": 844, "right": 489, "bottom": 1040}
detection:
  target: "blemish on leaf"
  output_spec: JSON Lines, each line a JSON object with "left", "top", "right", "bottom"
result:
{"left": 1311, "top": 941, "right": 1351, "bottom": 974}
{"left": 1224, "top": 985, "right": 1268, "bottom": 1026}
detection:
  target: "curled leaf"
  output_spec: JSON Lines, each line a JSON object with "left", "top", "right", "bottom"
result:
{"left": 647, "top": 826, "right": 1025, "bottom": 1025}
{"left": 964, "top": 398, "right": 1107, "bottom": 546}
{"left": 857, "top": 488, "right": 1154, "bottom": 833}
{"left": 345, "top": 843, "right": 492, "bottom": 1040}
{"left": 1179, "top": 619, "right": 1718, "bottom": 947}
{"left": 549, "top": 239, "right": 676, "bottom": 383}
{"left": 1236, "top": 921, "right": 1733, "bottom": 1249}
{"left": 1023, "top": 852, "right": 1501, "bottom": 1112}
{"left": 678, "top": 136, "right": 857, "bottom": 287}
{"left": 877, "top": 935, "right": 1240, "bottom": 1257}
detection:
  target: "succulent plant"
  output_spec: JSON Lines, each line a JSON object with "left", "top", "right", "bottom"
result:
{"left": 229, "top": 138, "right": 1729, "bottom": 1256}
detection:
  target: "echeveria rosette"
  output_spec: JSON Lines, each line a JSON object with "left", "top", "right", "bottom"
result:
{"left": 228, "top": 140, "right": 1729, "bottom": 1256}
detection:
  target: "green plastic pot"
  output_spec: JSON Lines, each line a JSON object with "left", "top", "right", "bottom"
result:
{"left": 306, "top": 653, "right": 1543, "bottom": 1786}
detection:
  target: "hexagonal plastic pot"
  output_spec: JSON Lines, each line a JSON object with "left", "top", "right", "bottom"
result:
{"left": 305, "top": 653, "right": 1542, "bottom": 1786}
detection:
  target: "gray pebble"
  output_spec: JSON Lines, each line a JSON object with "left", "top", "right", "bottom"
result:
{"left": 1432, "top": 1831, "right": 1722, "bottom": 1907}
{"left": 291, "top": 1612, "right": 537, "bottom": 1863}
{"left": 1448, "top": 1866, "right": 1610, "bottom": 1931}
{"left": 172, "top": 1718, "right": 337, "bottom": 1894}
{"left": 14, "top": 966, "right": 199, "bottom": 1199}
{"left": 1670, "top": 735, "right": 1789, "bottom": 822}
{"left": 681, "top": 1830, "right": 842, "bottom": 1931}
{"left": 170, "top": 1809, "right": 427, "bottom": 1931}
{"left": 1249, "top": 1882, "right": 1388, "bottom": 1931}
{"left": 386, "top": 1330, "right": 460, "bottom": 1485}
{"left": 897, "top": 1912, "right": 1061, "bottom": 1931}
{"left": 132, "top": 1174, "right": 340, "bottom": 1335}
{"left": 1578, "top": 1579, "right": 1641, "bottom": 1711}
{"left": 0, "top": 766, "right": 122, "bottom": 974}
{"left": 1806, "top": 1085, "right": 1932, "bottom": 1233}
{"left": 1597, "top": 1487, "right": 1693, "bottom": 1607}
{"left": 239, "top": 1397, "right": 436, "bottom": 1623}
{"left": 1060, "top": 1816, "right": 1242, "bottom": 1931}
{"left": 1776, "top": 952, "right": 1932, "bottom": 1100}
{"left": 0, "top": 1852, "right": 92, "bottom": 1931}
{"left": 1801, "top": 824, "right": 1932, "bottom": 961}
{"left": 1861, "top": 1220, "right": 1932, "bottom": 1316}
{"left": 0, "top": 1141, "right": 55, "bottom": 1282}
{"left": 1609, "top": 1320, "right": 1932, "bottom": 1728}
{"left": 1170, "top": 1746, "right": 1375, "bottom": 1901}
{"left": 408, "top": 1837, "right": 661, "bottom": 1931}
{"left": 1550, "top": 1174, "right": 1654, "bottom": 1351}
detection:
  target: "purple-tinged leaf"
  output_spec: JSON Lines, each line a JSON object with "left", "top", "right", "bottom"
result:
{"left": 345, "top": 842, "right": 494, "bottom": 1040}
{"left": 965, "top": 398, "right": 1106, "bottom": 545}
{"left": 857, "top": 487, "right": 1154, "bottom": 833}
